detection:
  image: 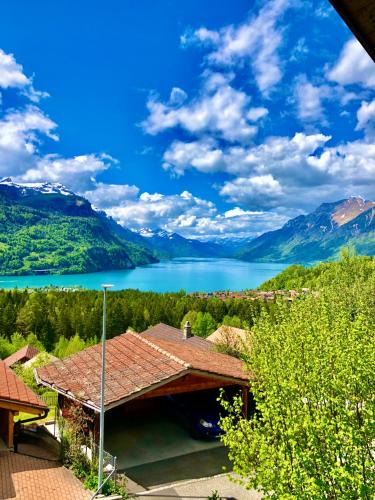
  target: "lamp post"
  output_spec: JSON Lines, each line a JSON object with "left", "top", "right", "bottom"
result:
{"left": 98, "top": 283, "right": 113, "bottom": 492}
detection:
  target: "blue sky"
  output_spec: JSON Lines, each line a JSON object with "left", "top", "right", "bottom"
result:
{"left": 0, "top": 0, "right": 374, "bottom": 239}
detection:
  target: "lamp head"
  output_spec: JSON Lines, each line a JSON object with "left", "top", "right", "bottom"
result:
{"left": 101, "top": 284, "right": 114, "bottom": 290}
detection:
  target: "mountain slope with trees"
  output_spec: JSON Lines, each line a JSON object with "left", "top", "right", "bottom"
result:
{"left": 0, "top": 179, "right": 157, "bottom": 275}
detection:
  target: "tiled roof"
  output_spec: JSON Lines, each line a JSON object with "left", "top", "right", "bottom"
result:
{"left": 4, "top": 345, "right": 40, "bottom": 367}
{"left": 36, "top": 324, "right": 249, "bottom": 411}
{"left": 0, "top": 360, "right": 47, "bottom": 410}
{"left": 142, "top": 323, "right": 212, "bottom": 350}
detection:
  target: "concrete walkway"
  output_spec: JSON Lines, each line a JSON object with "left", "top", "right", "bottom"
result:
{"left": 132, "top": 473, "right": 262, "bottom": 500}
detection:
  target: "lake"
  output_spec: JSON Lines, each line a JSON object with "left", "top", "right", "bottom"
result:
{"left": 0, "top": 258, "right": 288, "bottom": 293}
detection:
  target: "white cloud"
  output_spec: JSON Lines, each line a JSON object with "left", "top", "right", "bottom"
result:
{"left": 247, "top": 107, "right": 268, "bottom": 121}
{"left": 224, "top": 207, "right": 264, "bottom": 218}
{"left": 293, "top": 75, "right": 329, "bottom": 122}
{"left": 0, "top": 49, "right": 48, "bottom": 102}
{"left": 88, "top": 183, "right": 287, "bottom": 240}
{"left": 163, "top": 132, "right": 332, "bottom": 180}
{"left": 220, "top": 174, "right": 283, "bottom": 208}
{"left": 19, "top": 154, "right": 115, "bottom": 192}
{"left": 142, "top": 72, "right": 257, "bottom": 142}
{"left": 163, "top": 138, "right": 224, "bottom": 176}
{"left": 356, "top": 100, "right": 375, "bottom": 137}
{"left": 327, "top": 39, "right": 375, "bottom": 89}
{"left": 82, "top": 182, "right": 139, "bottom": 208}
{"left": 0, "top": 106, "right": 57, "bottom": 176}
{"left": 0, "top": 49, "right": 29, "bottom": 88}
{"left": 183, "top": 0, "right": 292, "bottom": 95}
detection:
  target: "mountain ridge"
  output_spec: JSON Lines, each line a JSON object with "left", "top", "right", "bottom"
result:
{"left": 237, "top": 197, "right": 375, "bottom": 263}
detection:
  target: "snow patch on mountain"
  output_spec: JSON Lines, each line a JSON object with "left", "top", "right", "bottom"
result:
{"left": 0, "top": 177, "right": 74, "bottom": 197}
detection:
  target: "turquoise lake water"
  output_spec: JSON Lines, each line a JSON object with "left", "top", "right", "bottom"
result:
{"left": 0, "top": 258, "right": 288, "bottom": 293}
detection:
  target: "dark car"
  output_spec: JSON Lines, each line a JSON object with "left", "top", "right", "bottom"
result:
{"left": 164, "top": 390, "right": 225, "bottom": 439}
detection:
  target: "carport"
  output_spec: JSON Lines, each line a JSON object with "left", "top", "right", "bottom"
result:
{"left": 36, "top": 323, "right": 249, "bottom": 485}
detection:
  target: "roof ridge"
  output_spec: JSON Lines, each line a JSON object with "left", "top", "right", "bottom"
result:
{"left": 129, "top": 331, "right": 191, "bottom": 369}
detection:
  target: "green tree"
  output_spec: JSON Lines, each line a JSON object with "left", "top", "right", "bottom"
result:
{"left": 220, "top": 265, "right": 375, "bottom": 499}
{"left": 193, "top": 312, "right": 216, "bottom": 338}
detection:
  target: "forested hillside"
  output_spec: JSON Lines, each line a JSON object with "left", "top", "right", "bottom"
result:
{"left": 259, "top": 251, "right": 374, "bottom": 290}
{"left": 0, "top": 180, "right": 156, "bottom": 275}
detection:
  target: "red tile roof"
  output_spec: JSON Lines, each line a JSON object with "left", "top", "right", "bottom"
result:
{"left": 0, "top": 360, "right": 47, "bottom": 411}
{"left": 36, "top": 324, "right": 249, "bottom": 411}
{"left": 142, "top": 323, "right": 212, "bottom": 350}
{"left": 4, "top": 345, "right": 40, "bottom": 367}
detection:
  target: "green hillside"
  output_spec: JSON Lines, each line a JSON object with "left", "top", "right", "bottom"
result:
{"left": 0, "top": 186, "right": 156, "bottom": 275}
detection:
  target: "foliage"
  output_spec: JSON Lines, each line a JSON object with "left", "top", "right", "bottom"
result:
{"left": 53, "top": 334, "right": 90, "bottom": 359}
{"left": 207, "top": 491, "right": 221, "bottom": 500}
{"left": 220, "top": 254, "right": 375, "bottom": 499}
{"left": 181, "top": 311, "right": 217, "bottom": 337}
{"left": 84, "top": 473, "right": 128, "bottom": 498}
{"left": 259, "top": 251, "right": 374, "bottom": 291}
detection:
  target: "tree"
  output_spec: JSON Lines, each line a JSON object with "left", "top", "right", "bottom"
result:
{"left": 193, "top": 312, "right": 216, "bottom": 338}
{"left": 220, "top": 260, "right": 375, "bottom": 499}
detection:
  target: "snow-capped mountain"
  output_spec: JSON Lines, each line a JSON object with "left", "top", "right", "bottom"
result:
{"left": 134, "top": 227, "right": 228, "bottom": 259}
{"left": 0, "top": 177, "right": 75, "bottom": 197}
{"left": 237, "top": 197, "right": 375, "bottom": 263}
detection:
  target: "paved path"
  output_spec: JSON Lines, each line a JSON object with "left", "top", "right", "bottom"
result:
{"left": 133, "top": 473, "right": 262, "bottom": 500}
{"left": 0, "top": 451, "right": 91, "bottom": 500}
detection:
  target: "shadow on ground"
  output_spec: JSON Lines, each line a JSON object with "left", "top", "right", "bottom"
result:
{"left": 124, "top": 446, "right": 232, "bottom": 490}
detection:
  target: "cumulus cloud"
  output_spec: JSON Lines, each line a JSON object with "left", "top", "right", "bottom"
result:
{"left": 220, "top": 174, "right": 283, "bottom": 208}
{"left": 163, "top": 130, "right": 375, "bottom": 210}
{"left": 182, "top": 0, "right": 292, "bottom": 95}
{"left": 0, "top": 106, "right": 57, "bottom": 176}
{"left": 19, "top": 153, "right": 116, "bottom": 192}
{"left": 142, "top": 72, "right": 258, "bottom": 142}
{"left": 87, "top": 184, "right": 288, "bottom": 240}
{"left": 0, "top": 48, "right": 48, "bottom": 102}
{"left": 356, "top": 100, "right": 375, "bottom": 138}
{"left": 104, "top": 190, "right": 216, "bottom": 230}
{"left": 327, "top": 39, "right": 375, "bottom": 89}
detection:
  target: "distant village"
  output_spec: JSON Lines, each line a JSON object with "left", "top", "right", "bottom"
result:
{"left": 190, "top": 288, "right": 311, "bottom": 301}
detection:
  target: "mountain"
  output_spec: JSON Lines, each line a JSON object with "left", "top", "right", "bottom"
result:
{"left": 237, "top": 197, "right": 375, "bottom": 263}
{"left": 0, "top": 178, "right": 157, "bottom": 275}
{"left": 134, "top": 227, "right": 227, "bottom": 259}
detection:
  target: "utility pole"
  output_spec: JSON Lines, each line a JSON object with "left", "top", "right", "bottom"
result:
{"left": 98, "top": 283, "right": 113, "bottom": 492}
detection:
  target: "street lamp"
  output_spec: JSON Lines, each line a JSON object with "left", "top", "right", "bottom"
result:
{"left": 98, "top": 283, "right": 113, "bottom": 493}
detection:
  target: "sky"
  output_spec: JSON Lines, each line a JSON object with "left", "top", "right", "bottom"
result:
{"left": 0, "top": 0, "right": 374, "bottom": 240}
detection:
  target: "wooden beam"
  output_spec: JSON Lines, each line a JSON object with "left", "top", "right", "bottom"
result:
{"left": 0, "top": 400, "right": 45, "bottom": 415}
{"left": 137, "top": 373, "right": 236, "bottom": 399}
{"left": 7, "top": 411, "right": 14, "bottom": 448}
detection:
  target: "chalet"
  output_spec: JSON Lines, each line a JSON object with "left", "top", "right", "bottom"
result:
{"left": 35, "top": 323, "right": 251, "bottom": 438}
{"left": 0, "top": 360, "right": 47, "bottom": 449}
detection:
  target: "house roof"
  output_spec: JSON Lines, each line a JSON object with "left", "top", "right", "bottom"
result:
{"left": 4, "top": 345, "right": 40, "bottom": 367}
{"left": 329, "top": 0, "right": 375, "bottom": 61}
{"left": 0, "top": 360, "right": 47, "bottom": 411}
{"left": 142, "top": 323, "right": 212, "bottom": 350}
{"left": 206, "top": 325, "right": 248, "bottom": 346}
{"left": 36, "top": 324, "right": 249, "bottom": 412}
